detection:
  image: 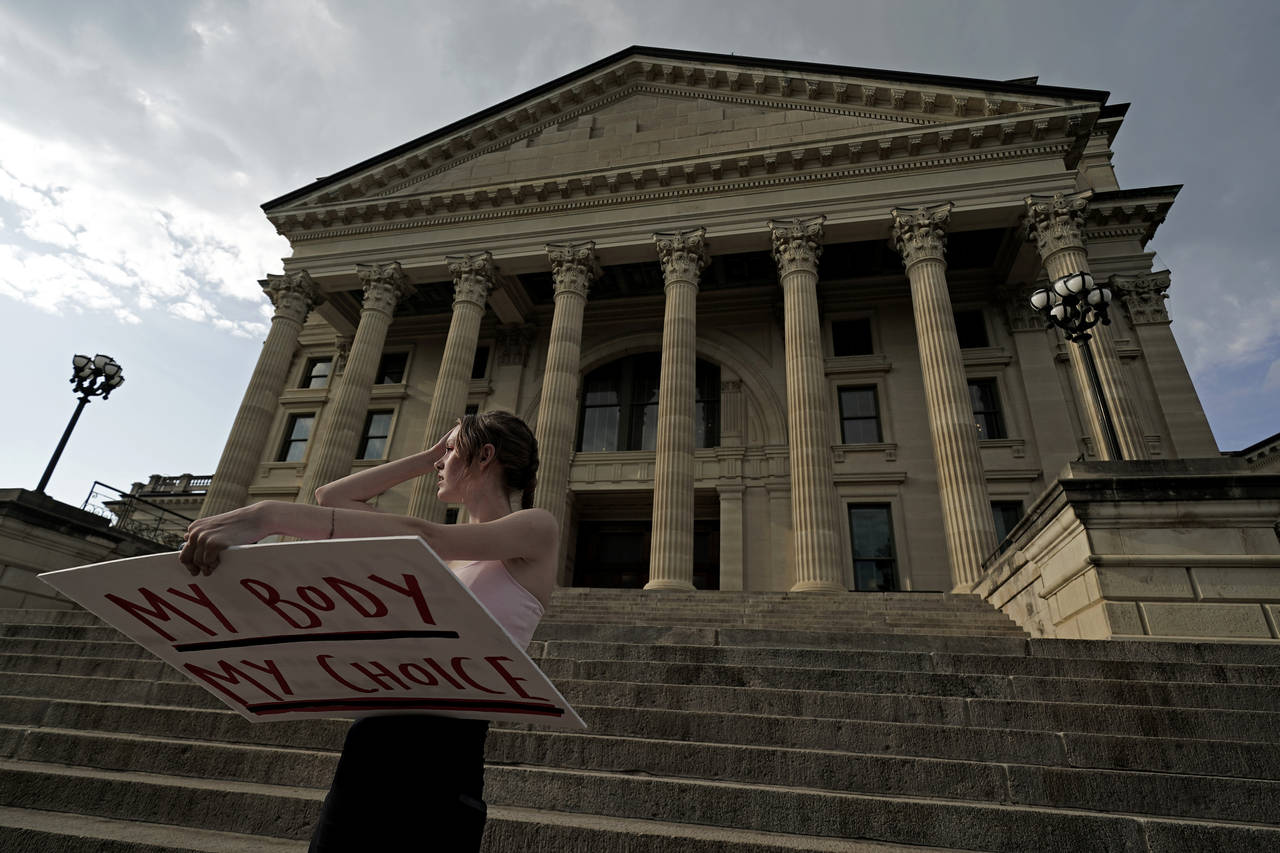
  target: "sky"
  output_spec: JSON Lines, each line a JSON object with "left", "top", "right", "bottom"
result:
{"left": 2, "top": 0, "right": 1278, "bottom": 509}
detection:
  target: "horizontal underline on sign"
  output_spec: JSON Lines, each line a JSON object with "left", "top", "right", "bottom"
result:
{"left": 245, "top": 696, "right": 565, "bottom": 717}
{"left": 173, "top": 629, "right": 460, "bottom": 652}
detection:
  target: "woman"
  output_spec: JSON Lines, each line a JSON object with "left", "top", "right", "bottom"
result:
{"left": 179, "top": 411, "right": 557, "bottom": 852}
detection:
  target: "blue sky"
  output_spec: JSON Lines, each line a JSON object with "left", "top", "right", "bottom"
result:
{"left": 2, "top": 0, "right": 1278, "bottom": 507}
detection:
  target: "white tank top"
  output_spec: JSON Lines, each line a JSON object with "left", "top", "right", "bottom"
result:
{"left": 451, "top": 559, "right": 544, "bottom": 648}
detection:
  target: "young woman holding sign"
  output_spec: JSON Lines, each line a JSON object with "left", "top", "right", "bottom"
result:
{"left": 180, "top": 410, "right": 556, "bottom": 852}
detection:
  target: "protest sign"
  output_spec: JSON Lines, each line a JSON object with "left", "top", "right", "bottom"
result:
{"left": 39, "top": 536, "right": 585, "bottom": 730}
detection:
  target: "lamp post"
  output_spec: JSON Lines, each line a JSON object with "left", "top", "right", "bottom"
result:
{"left": 36, "top": 354, "right": 125, "bottom": 494}
{"left": 1029, "top": 272, "right": 1121, "bottom": 460}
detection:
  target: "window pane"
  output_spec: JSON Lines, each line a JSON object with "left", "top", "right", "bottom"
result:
{"left": 582, "top": 372, "right": 618, "bottom": 406}
{"left": 631, "top": 402, "right": 659, "bottom": 451}
{"left": 992, "top": 501, "right": 1023, "bottom": 542}
{"left": 359, "top": 437, "right": 387, "bottom": 460}
{"left": 842, "top": 418, "right": 880, "bottom": 444}
{"left": 849, "top": 505, "right": 898, "bottom": 592}
{"left": 288, "top": 415, "right": 314, "bottom": 441}
{"left": 303, "top": 359, "right": 332, "bottom": 389}
{"left": 377, "top": 352, "right": 408, "bottom": 384}
{"left": 968, "top": 379, "right": 1006, "bottom": 440}
{"left": 366, "top": 411, "right": 392, "bottom": 437}
{"left": 954, "top": 310, "right": 989, "bottom": 348}
{"left": 471, "top": 346, "right": 490, "bottom": 379}
{"left": 279, "top": 414, "right": 315, "bottom": 462}
{"left": 832, "top": 318, "right": 874, "bottom": 356}
{"left": 580, "top": 407, "right": 619, "bottom": 452}
{"left": 840, "top": 388, "right": 877, "bottom": 418}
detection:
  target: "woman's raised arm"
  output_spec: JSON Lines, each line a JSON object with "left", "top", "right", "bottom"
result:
{"left": 313, "top": 428, "right": 451, "bottom": 509}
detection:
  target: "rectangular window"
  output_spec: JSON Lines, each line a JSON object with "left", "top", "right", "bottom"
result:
{"left": 992, "top": 501, "right": 1024, "bottom": 543}
{"left": 471, "top": 346, "right": 491, "bottom": 379}
{"left": 832, "top": 317, "right": 874, "bottom": 357}
{"left": 839, "top": 386, "right": 882, "bottom": 444}
{"left": 277, "top": 413, "right": 316, "bottom": 462}
{"left": 954, "top": 309, "right": 989, "bottom": 348}
{"left": 849, "top": 505, "right": 898, "bottom": 591}
{"left": 968, "top": 378, "right": 1006, "bottom": 439}
{"left": 300, "top": 358, "right": 332, "bottom": 389}
{"left": 357, "top": 410, "right": 394, "bottom": 460}
{"left": 376, "top": 352, "right": 408, "bottom": 384}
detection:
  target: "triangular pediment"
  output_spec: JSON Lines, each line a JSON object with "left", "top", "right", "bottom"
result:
{"left": 264, "top": 47, "right": 1110, "bottom": 236}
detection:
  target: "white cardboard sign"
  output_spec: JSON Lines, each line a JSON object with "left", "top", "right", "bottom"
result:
{"left": 39, "top": 536, "right": 585, "bottom": 730}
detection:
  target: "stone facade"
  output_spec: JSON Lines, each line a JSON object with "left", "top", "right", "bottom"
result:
{"left": 205, "top": 47, "right": 1224, "bottom": 596}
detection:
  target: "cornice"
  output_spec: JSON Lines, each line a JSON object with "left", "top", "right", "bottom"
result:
{"left": 1081, "top": 187, "right": 1179, "bottom": 247}
{"left": 274, "top": 136, "right": 1078, "bottom": 243}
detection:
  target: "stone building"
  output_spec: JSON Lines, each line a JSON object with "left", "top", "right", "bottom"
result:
{"left": 204, "top": 46, "right": 1226, "bottom": 602}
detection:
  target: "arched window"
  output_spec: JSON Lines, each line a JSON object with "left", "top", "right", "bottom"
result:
{"left": 577, "top": 353, "right": 720, "bottom": 451}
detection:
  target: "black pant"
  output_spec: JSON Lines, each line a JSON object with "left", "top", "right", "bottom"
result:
{"left": 309, "top": 715, "right": 490, "bottom": 852}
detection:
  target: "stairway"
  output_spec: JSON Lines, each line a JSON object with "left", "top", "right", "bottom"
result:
{"left": 1, "top": 590, "right": 1278, "bottom": 851}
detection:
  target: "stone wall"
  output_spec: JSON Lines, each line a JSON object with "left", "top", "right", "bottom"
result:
{"left": 974, "top": 460, "right": 1280, "bottom": 641}
{"left": 0, "top": 489, "right": 170, "bottom": 609}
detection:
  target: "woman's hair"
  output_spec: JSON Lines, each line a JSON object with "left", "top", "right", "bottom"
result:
{"left": 453, "top": 411, "right": 540, "bottom": 509}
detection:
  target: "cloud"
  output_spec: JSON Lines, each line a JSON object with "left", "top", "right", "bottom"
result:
{"left": 1264, "top": 360, "right": 1280, "bottom": 393}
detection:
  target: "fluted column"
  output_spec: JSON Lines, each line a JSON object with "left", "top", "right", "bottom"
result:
{"left": 296, "top": 262, "right": 412, "bottom": 504}
{"left": 1025, "top": 191, "right": 1147, "bottom": 460}
{"left": 646, "top": 229, "right": 707, "bottom": 591}
{"left": 200, "top": 271, "right": 323, "bottom": 517}
{"left": 770, "top": 216, "right": 845, "bottom": 592}
{"left": 534, "top": 242, "right": 601, "bottom": 525}
{"left": 891, "top": 203, "right": 997, "bottom": 590}
{"left": 407, "top": 252, "right": 497, "bottom": 521}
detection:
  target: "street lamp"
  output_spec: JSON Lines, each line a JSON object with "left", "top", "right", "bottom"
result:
{"left": 1029, "top": 272, "right": 1122, "bottom": 460}
{"left": 35, "top": 354, "right": 125, "bottom": 494}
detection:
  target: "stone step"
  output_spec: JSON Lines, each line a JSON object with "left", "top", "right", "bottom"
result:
{"left": 533, "top": 624, "right": 1036, "bottom": 653}
{"left": 8, "top": 684, "right": 1279, "bottom": 782}
{"left": 0, "top": 803, "right": 961, "bottom": 853}
{"left": 541, "top": 658, "right": 1280, "bottom": 711}
{"left": 4, "top": 757, "right": 1279, "bottom": 852}
{"left": 8, "top": 721, "right": 1278, "bottom": 825}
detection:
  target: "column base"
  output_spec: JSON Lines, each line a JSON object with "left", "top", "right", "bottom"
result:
{"left": 643, "top": 579, "right": 696, "bottom": 592}
{"left": 788, "top": 580, "right": 846, "bottom": 594}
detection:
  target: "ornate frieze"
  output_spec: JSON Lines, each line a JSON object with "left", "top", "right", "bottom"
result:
{"left": 262, "top": 270, "right": 323, "bottom": 325}
{"left": 997, "top": 283, "right": 1046, "bottom": 333}
{"left": 653, "top": 228, "right": 709, "bottom": 284}
{"left": 769, "top": 215, "right": 826, "bottom": 277}
{"left": 1112, "top": 270, "right": 1172, "bottom": 325}
{"left": 546, "top": 241, "right": 602, "bottom": 298}
{"left": 355, "top": 261, "right": 412, "bottom": 316}
{"left": 1024, "top": 189, "right": 1093, "bottom": 258}
{"left": 496, "top": 323, "right": 537, "bottom": 367}
{"left": 445, "top": 252, "right": 497, "bottom": 308}
{"left": 889, "top": 202, "right": 954, "bottom": 269}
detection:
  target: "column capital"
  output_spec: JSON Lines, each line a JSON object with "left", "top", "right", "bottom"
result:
{"left": 768, "top": 215, "right": 826, "bottom": 277}
{"left": 653, "top": 227, "right": 709, "bottom": 285}
{"left": 446, "top": 252, "right": 497, "bottom": 308}
{"left": 546, "top": 241, "right": 602, "bottom": 298}
{"left": 890, "top": 202, "right": 953, "bottom": 269}
{"left": 1024, "top": 190, "right": 1093, "bottom": 259}
{"left": 262, "top": 270, "right": 324, "bottom": 324}
{"left": 998, "top": 282, "right": 1048, "bottom": 333}
{"left": 1112, "top": 270, "right": 1171, "bottom": 325}
{"left": 355, "top": 261, "right": 413, "bottom": 316}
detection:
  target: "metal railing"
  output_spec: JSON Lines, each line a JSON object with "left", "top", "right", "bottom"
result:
{"left": 81, "top": 481, "right": 194, "bottom": 550}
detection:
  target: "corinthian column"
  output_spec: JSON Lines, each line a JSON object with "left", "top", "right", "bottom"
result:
{"left": 534, "top": 241, "right": 600, "bottom": 524}
{"left": 770, "top": 216, "right": 845, "bottom": 592}
{"left": 890, "top": 203, "right": 997, "bottom": 589}
{"left": 296, "top": 262, "right": 412, "bottom": 504}
{"left": 1025, "top": 191, "right": 1147, "bottom": 460}
{"left": 407, "top": 252, "right": 496, "bottom": 521}
{"left": 646, "top": 228, "right": 707, "bottom": 591}
{"left": 200, "top": 271, "right": 323, "bottom": 517}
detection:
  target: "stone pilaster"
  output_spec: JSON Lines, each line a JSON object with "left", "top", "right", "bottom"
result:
{"left": 490, "top": 323, "right": 535, "bottom": 413}
{"left": 1112, "top": 271, "right": 1171, "bottom": 326}
{"left": 770, "top": 215, "right": 845, "bottom": 592}
{"left": 890, "top": 203, "right": 997, "bottom": 590}
{"left": 1025, "top": 192, "right": 1147, "bottom": 461}
{"left": 201, "top": 271, "right": 324, "bottom": 517}
{"left": 717, "top": 485, "right": 745, "bottom": 591}
{"left": 296, "top": 262, "right": 412, "bottom": 504}
{"left": 646, "top": 228, "right": 707, "bottom": 591}
{"left": 534, "top": 241, "right": 601, "bottom": 524}
{"left": 719, "top": 379, "right": 745, "bottom": 447}
{"left": 407, "top": 252, "right": 497, "bottom": 521}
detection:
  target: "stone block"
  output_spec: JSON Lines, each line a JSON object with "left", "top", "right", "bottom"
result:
{"left": 1052, "top": 573, "right": 1098, "bottom": 619}
{"left": 1066, "top": 602, "right": 1111, "bottom": 640}
{"left": 0, "top": 566, "right": 55, "bottom": 597}
{"left": 1096, "top": 565, "right": 1194, "bottom": 600}
{"left": 658, "top": 138, "right": 704, "bottom": 157}
{"left": 1191, "top": 565, "right": 1280, "bottom": 601}
{"left": 1140, "top": 602, "right": 1274, "bottom": 639}
{"left": 1104, "top": 601, "right": 1145, "bottom": 636}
